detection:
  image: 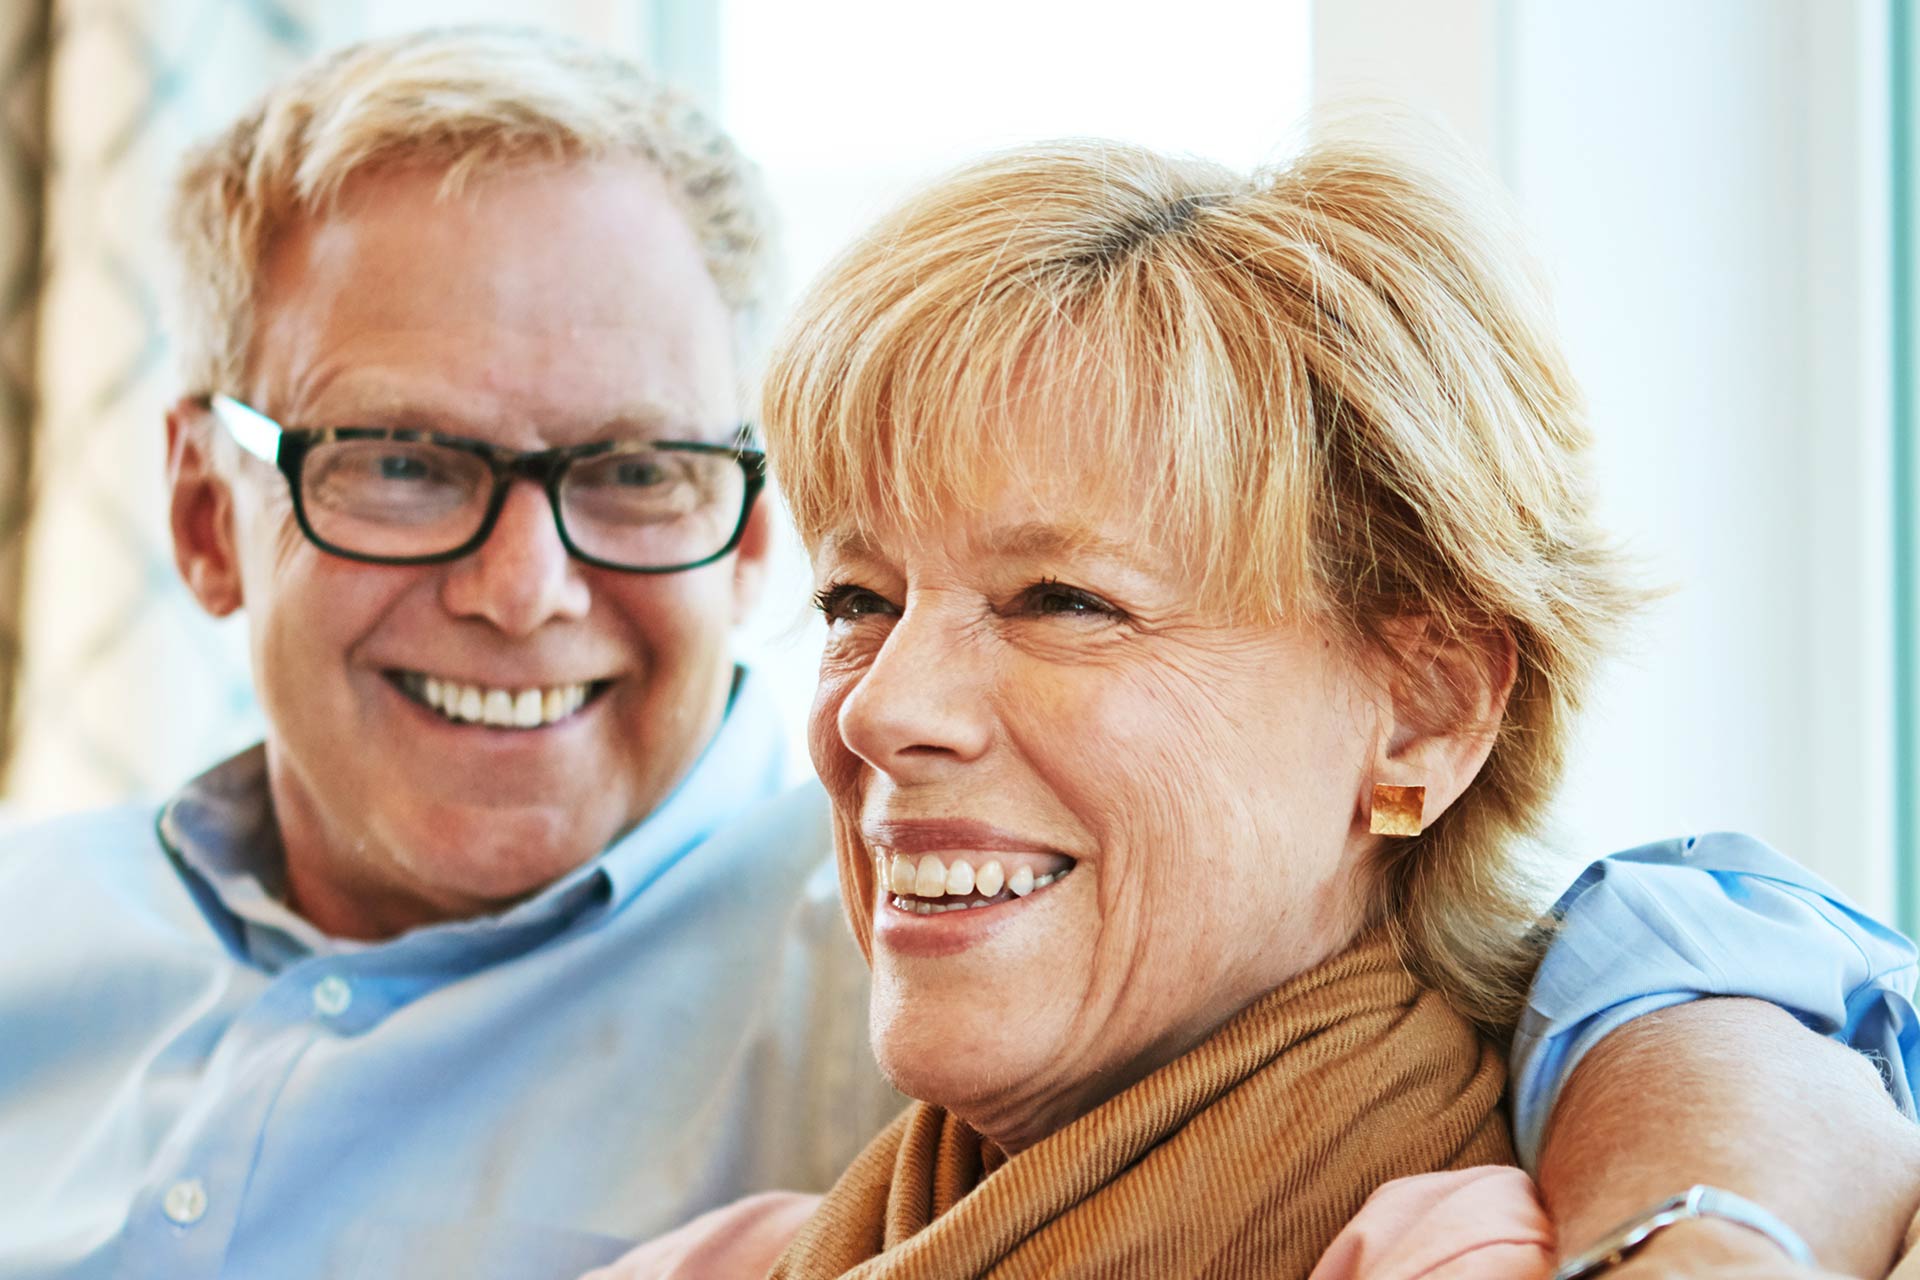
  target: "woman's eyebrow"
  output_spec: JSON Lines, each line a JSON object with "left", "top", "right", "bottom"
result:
{"left": 980, "top": 521, "right": 1138, "bottom": 562}
{"left": 817, "top": 523, "right": 1147, "bottom": 568}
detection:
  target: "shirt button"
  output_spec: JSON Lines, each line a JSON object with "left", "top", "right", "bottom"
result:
{"left": 162, "top": 1177, "right": 207, "bottom": 1226}
{"left": 311, "top": 975, "right": 353, "bottom": 1017}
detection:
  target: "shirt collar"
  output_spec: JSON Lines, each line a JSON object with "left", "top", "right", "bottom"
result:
{"left": 592, "top": 665, "right": 787, "bottom": 912}
{"left": 157, "top": 666, "right": 788, "bottom": 968}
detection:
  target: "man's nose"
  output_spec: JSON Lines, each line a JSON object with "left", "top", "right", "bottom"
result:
{"left": 439, "top": 482, "right": 591, "bottom": 635}
{"left": 834, "top": 601, "right": 994, "bottom": 778}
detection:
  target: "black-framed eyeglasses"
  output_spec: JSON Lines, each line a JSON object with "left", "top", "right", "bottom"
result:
{"left": 201, "top": 394, "right": 767, "bottom": 574}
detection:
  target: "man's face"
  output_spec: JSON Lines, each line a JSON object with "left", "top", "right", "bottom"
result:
{"left": 174, "top": 160, "right": 764, "bottom": 938}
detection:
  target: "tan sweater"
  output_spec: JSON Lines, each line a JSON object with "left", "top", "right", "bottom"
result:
{"left": 771, "top": 932, "right": 1512, "bottom": 1279}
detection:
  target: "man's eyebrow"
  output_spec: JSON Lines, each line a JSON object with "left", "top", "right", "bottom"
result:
{"left": 305, "top": 390, "right": 721, "bottom": 439}
{"left": 604, "top": 412, "right": 752, "bottom": 447}
{"left": 594, "top": 403, "right": 716, "bottom": 437}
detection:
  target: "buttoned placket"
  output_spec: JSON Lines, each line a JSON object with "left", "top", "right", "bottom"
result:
{"left": 111, "top": 955, "right": 394, "bottom": 1279}
{"left": 125, "top": 717, "right": 733, "bottom": 1278}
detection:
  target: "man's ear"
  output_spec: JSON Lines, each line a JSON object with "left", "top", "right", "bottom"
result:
{"left": 1366, "top": 618, "right": 1518, "bottom": 832}
{"left": 728, "top": 492, "right": 774, "bottom": 626}
{"left": 166, "top": 399, "right": 245, "bottom": 618}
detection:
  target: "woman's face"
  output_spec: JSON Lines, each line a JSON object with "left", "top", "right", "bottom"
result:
{"left": 809, "top": 447, "right": 1387, "bottom": 1151}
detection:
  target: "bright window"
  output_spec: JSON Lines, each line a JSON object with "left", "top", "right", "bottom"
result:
{"left": 721, "top": 1, "right": 1312, "bottom": 302}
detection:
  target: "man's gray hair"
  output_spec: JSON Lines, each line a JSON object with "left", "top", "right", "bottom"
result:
{"left": 169, "top": 25, "right": 777, "bottom": 403}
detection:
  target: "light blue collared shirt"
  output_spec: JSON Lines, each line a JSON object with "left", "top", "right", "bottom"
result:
{"left": 1510, "top": 831, "right": 1920, "bottom": 1170}
{"left": 0, "top": 672, "right": 900, "bottom": 1280}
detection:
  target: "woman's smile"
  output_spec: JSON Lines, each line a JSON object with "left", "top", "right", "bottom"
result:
{"left": 876, "top": 850, "right": 1077, "bottom": 912}
{"left": 870, "top": 856, "right": 1084, "bottom": 960}
{"left": 861, "top": 817, "right": 1083, "bottom": 955}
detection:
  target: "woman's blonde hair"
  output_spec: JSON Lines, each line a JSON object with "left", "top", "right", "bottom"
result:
{"left": 762, "top": 134, "right": 1639, "bottom": 1036}
{"left": 168, "top": 25, "right": 773, "bottom": 399}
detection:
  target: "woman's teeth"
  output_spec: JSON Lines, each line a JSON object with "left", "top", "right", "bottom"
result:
{"left": 876, "top": 852, "right": 1074, "bottom": 914}
{"left": 399, "top": 672, "right": 593, "bottom": 728}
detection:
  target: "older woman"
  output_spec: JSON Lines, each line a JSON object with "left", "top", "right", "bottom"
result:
{"left": 592, "top": 135, "right": 1910, "bottom": 1279}
{"left": 757, "top": 134, "right": 1614, "bottom": 1277}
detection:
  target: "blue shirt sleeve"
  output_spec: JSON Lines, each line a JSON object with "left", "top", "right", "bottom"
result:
{"left": 1508, "top": 832, "right": 1919, "bottom": 1173}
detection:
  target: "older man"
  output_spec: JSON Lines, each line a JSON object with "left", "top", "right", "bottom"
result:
{"left": 0, "top": 27, "right": 1913, "bottom": 1280}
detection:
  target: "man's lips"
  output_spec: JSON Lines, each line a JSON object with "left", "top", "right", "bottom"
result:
{"left": 383, "top": 668, "right": 613, "bottom": 729}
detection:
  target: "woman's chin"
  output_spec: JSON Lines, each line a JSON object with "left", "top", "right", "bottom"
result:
{"left": 868, "top": 976, "right": 1071, "bottom": 1118}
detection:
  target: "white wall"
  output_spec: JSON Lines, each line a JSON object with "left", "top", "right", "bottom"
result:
{"left": 1318, "top": 0, "right": 1896, "bottom": 909}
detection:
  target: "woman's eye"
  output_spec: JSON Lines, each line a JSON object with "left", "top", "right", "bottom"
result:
{"left": 812, "top": 582, "right": 897, "bottom": 624}
{"left": 1021, "top": 580, "right": 1119, "bottom": 619}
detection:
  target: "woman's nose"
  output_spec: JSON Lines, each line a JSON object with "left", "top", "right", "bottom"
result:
{"left": 834, "top": 603, "right": 993, "bottom": 777}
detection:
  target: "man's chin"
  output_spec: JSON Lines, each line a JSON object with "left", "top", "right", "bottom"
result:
{"left": 390, "top": 797, "right": 625, "bottom": 901}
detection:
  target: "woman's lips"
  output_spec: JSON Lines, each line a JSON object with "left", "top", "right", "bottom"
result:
{"left": 864, "top": 819, "right": 1080, "bottom": 927}
{"left": 862, "top": 817, "right": 1072, "bottom": 857}
{"left": 877, "top": 849, "right": 1072, "bottom": 894}
{"left": 870, "top": 847, "right": 1078, "bottom": 921}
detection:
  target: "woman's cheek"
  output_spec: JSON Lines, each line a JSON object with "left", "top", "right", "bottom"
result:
{"left": 807, "top": 667, "right": 864, "bottom": 796}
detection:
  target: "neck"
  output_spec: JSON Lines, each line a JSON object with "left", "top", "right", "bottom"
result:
{"left": 948, "top": 924, "right": 1367, "bottom": 1156}
{"left": 953, "top": 1009, "right": 1230, "bottom": 1156}
{"left": 267, "top": 753, "right": 520, "bottom": 940}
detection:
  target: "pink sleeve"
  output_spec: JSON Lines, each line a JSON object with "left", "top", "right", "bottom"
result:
{"left": 1308, "top": 1166, "right": 1556, "bottom": 1280}
{"left": 577, "top": 1191, "right": 823, "bottom": 1280}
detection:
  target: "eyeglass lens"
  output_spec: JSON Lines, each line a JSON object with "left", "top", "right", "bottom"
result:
{"left": 300, "top": 437, "right": 748, "bottom": 568}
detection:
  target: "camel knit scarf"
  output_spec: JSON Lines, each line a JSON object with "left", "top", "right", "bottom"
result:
{"left": 770, "top": 932, "right": 1511, "bottom": 1280}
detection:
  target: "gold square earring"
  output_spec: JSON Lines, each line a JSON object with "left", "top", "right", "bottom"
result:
{"left": 1369, "top": 784, "right": 1426, "bottom": 836}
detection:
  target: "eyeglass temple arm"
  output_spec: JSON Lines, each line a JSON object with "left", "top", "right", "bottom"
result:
{"left": 206, "top": 394, "right": 282, "bottom": 466}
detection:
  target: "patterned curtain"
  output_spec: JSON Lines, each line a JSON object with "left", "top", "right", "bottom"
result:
{"left": 0, "top": 1, "right": 49, "bottom": 807}
{"left": 0, "top": 0, "right": 716, "bottom": 816}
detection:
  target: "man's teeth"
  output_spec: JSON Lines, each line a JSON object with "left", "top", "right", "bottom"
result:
{"left": 403, "top": 673, "right": 592, "bottom": 728}
{"left": 873, "top": 852, "right": 1073, "bottom": 913}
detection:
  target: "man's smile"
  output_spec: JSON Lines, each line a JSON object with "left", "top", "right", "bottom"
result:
{"left": 386, "top": 669, "right": 613, "bottom": 728}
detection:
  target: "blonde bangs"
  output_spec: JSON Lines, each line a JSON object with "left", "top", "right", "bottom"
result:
{"left": 764, "top": 134, "right": 1645, "bottom": 1038}
{"left": 762, "top": 144, "right": 1324, "bottom": 621}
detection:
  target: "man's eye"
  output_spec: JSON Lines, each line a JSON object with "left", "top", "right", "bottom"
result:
{"left": 376, "top": 453, "right": 434, "bottom": 482}
{"left": 812, "top": 583, "right": 896, "bottom": 623}
{"left": 612, "top": 459, "right": 668, "bottom": 487}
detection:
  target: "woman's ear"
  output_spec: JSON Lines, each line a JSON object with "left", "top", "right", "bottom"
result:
{"left": 1366, "top": 618, "right": 1517, "bottom": 833}
{"left": 166, "top": 400, "right": 245, "bottom": 618}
